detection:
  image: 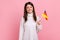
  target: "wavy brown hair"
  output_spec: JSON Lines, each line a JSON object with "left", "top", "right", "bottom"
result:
{"left": 23, "top": 2, "right": 37, "bottom": 22}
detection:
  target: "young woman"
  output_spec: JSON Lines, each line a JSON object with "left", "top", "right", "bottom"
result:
{"left": 19, "top": 2, "right": 43, "bottom": 40}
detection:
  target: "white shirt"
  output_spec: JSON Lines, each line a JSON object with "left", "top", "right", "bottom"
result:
{"left": 19, "top": 13, "right": 42, "bottom": 40}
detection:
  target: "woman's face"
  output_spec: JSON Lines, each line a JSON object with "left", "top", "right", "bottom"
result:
{"left": 26, "top": 4, "right": 33, "bottom": 13}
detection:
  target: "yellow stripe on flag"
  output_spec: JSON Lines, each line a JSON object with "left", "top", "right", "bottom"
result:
{"left": 42, "top": 13, "right": 48, "bottom": 19}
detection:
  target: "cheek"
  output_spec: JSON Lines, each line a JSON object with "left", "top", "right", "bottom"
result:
{"left": 30, "top": 7, "right": 33, "bottom": 11}
{"left": 31, "top": 8, "right": 33, "bottom": 11}
{"left": 26, "top": 8, "right": 29, "bottom": 11}
{"left": 27, "top": 8, "right": 29, "bottom": 11}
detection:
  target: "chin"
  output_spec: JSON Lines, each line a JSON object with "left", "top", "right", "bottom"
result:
{"left": 29, "top": 12, "right": 32, "bottom": 13}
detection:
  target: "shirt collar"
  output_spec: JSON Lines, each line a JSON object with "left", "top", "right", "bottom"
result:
{"left": 27, "top": 12, "right": 33, "bottom": 17}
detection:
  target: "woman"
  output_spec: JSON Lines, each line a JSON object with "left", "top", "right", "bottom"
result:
{"left": 19, "top": 2, "right": 43, "bottom": 40}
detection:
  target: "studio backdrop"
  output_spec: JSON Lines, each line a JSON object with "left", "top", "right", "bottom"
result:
{"left": 0, "top": 0, "right": 60, "bottom": 40}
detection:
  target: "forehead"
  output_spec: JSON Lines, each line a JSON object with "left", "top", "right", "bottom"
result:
{"left": 26, "top": 4, "right": 32, "bottom": 7}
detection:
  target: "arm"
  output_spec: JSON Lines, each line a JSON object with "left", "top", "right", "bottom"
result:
{"left": 36, "top": 16, "right": 43, "bottom": 33}
{"left": 19, "top": 17, "right": 25, "bottom": 40}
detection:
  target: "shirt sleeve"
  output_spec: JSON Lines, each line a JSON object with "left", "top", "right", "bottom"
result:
{"left": 19, "top": 17, "right": 25, "bottom": 40}
{"left": 36, "top": 16, "right": 43, "bottom": 33}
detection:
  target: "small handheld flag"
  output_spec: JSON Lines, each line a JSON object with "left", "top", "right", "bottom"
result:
{"left": 42, "top": 10, "right": 48, "bottom": 20}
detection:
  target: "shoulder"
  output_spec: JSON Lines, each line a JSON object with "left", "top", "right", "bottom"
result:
{"left": 20, "top": 16, "right": 25, "bottom": 21}
{"left": 36, "top": 16, "right": 40, "bottom": 19}
{"left": 21, "top": 16, "right": 24, "bottom": 19}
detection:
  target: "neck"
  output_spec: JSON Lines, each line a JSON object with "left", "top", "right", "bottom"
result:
{"left": 27, "top": 12, "right": 33, "bottom": 17}
{"left": 28, "top": 12, "right": 33, "bottom": 14}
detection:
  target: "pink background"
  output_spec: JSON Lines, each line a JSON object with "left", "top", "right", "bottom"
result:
{"left": 0, "top": 0, "right": 60, "bottom": 40}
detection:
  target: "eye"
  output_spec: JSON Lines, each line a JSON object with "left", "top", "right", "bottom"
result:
{"left": 26, "top": 7, "right": 29, "bottom": 8}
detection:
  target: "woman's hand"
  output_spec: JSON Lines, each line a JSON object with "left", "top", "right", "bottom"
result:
{"left": 36, "top": 20, "right": 41, "bottom": 25}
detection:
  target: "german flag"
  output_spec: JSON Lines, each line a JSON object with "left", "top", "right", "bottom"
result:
{"left": 42, "top": 10, "right": 48, "bottom": 20}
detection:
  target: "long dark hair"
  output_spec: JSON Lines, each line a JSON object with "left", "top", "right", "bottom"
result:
{"left": 23, "top": 2, "right": 37, "bottom": 22}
